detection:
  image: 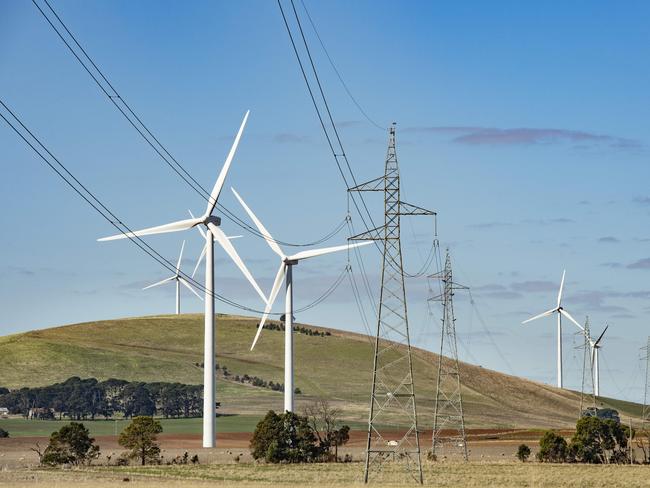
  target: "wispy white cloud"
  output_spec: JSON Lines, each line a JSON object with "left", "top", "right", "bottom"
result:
{"left": 402, "top": 126, "right": 642, "bottom": 149}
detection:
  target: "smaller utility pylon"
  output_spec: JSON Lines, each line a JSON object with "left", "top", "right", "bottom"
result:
{"left": 642, "top": 337, "right": 650, "bottom": 431}
{"left": 578, "top": 317, "right": 596, "bottom": 416}
{"left": 429, "top": 250, "right": 468, "bottom": 461}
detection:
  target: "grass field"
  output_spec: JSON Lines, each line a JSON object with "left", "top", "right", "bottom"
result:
{"left": 1, "top": 462, "right": 650, "bottom": 488}
{"left": 0, "top": 314, "right": 642, "bottom": 428}
{"left": 0, "top": 416, "right": 262, "bottom": 437}
{"left": 0, "top": 416, "right": 379, "bottom": 438}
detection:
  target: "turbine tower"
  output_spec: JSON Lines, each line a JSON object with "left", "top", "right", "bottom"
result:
{"left": 430, "top": 250, "right": 468, "bottom": 461}
{"left": 142, "top": 240, "right": 202, "bottom": 314}
{"left": 522, "top": 270, "right": 583, "bottom": 388}
{"left": 349, "top": 124, "right": 435, "bottom": 484}
{"left": 231, "top": 187, "right": 371, "bottom": 413}
{"left": 98, "top": 111, "right": 268, "bottom": 448}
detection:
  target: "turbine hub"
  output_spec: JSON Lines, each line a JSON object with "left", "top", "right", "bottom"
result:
{"left": 204, "top": 215, "right": 221, "bottom": 226}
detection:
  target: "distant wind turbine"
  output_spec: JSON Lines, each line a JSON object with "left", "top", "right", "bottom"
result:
{"left": 232, "top": 187, "right": 371, "bottom": 412}
{"left": 142, "top": 240, "right": 202, "bottom": 314}
{"left": 589, "top": 325, "right": 608, "bottom": 397}
{"left": 522, "top": 270, "right": 584, "bottom": 388}
{"left": 98, "top": 110, "right": 267, "bottom": 448}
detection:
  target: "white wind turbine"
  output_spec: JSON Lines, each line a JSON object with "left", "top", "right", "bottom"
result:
{"left": 522, "top": 270, "right": 584, "bottom": 388}
{"left": 142, "top": 240, "right": 202, "bottom": 314}
{"left": 98, "top": 110, "right": 267, "bottom": 448}
{"left": 589, "top": 325, "right": 608, "bottom": 397}
{"left": 232, "top": 187, "right": 371, "bottom": 412}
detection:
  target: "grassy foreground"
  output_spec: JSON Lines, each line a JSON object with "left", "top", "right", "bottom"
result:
{"left": 2, "top": 462, "right": 650, "bottom": 488}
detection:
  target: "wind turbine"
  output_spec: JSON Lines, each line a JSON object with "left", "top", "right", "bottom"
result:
{"left": 231, "top": 187, "right": 371, "bottom": 412}
{"left": 522, "top": 270, "right": 584, "bottom": 388}
{"left": 589, "top": 325, "right": 608, "bottom": 397}
{"left": 142, "top": 240, "right": 202, "bottom": 314}
{"left": 98, "top": 110, "right": 267, "bottom": 448}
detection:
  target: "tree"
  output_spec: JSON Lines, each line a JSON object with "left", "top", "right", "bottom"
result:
{"left": 304, "top": 398, "right": 350, "bottom": 461}
{"left": 332, "top": 425, "right": 350, "bottom": 462}
{"left": 516, "top": 444, "right": 531, "bottom": 462}
{"left": 119, "top": 416, "right": 163, "bottom": 466}
{"left": 41, "top": 422, "right": 100, "bottom": 466}
{"left": 250, "top": 410, "right": 320, "bottom": 463}
{"left": 569, "top": 416, "right": 630, "bottom": 464}
{"left": 121, "top": 384, "right": 156, "bottom": 418}
{"left": 537, "top": 431, "right": 568, "bottom": 463}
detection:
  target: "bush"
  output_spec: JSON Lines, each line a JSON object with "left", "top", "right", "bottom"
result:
{"left": 250, "top": 410, "right": 321, "bottom": 463}
{"left": 537, "top": 431, "right": 568, "bottom": 463}
{"left": 0, "top": 428, "right": 9, "bottom": 438}
{"left": 517, "top": 444, "right": 531, "bottom": 462}
{"left": 41, "top": 422, "right": 100, "bottom": 466}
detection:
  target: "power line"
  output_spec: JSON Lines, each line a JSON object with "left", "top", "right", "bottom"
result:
{"left": 277, "top": 0, "right": 381, "bottom": 249}
{"left": 298, "top": 0, "right": 386, "bottom": 131}
{"left": 0, "top": 98, "right": 349, "bottom": 317}
{"left": 32, "top": 0, "right": 346, "bottom": 249}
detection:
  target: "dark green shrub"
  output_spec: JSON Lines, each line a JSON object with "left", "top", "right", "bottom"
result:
{"left": 250, "top": 410, "right": 320, "bottom": 463}
{"left": 41, "top": 422, "right": 100, "bottom": 466}
{"left": 537, "top": 431, "right": 568, "bottom": 463}
{"left": 517, "top": 444, "right": 531, "bottom": 462}
{"left": 0, "top": 428, "right": 9, "bottom": 438}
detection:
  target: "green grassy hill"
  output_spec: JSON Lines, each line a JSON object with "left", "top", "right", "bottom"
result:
{"left": 0, "top": 314, "right": 638, "bottom": 428}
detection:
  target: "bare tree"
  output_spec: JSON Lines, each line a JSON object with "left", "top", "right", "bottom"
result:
{"left": 303, "top": 398, "right": 349, "bottom": 462}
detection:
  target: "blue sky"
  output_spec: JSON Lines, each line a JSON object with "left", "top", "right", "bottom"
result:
{"left": 1, "top": 1, "right": 649, "bottom": 402}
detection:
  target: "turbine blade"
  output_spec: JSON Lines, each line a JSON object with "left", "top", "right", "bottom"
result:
{"left": 179, "top": 277, "right": 203, "bottom": 301}
{"left": 188, "top": 210, "right": 207, "bottom": 239}
{"left": 207, "top": 222, "right": 268, "bottom": 304}
{"left": 192, "top": 244, "right": 206, "bottom": 279}
{"left": 251, "top": 263, "right": 286, "bottom": 350}
{"left": 142, "top": 276, "right": 175, "bottom": 290}
{"left": 231, "top": 187, "right": 284, "bottom": 258}
{"left": 287, "top": 241, "right": 372, "bottom": 262}
{"left": 204, "top": 110, "right": 250, "bottom": 217}
{"left": 559, "top": 308, "right": 584, "bottom": 331}
{"left": 557, "top": 269, "right": 566, "bottom": 307}
{"left": 521, "top": 307, "right": 557, "bottom": 324}
{"left": 98, "top": 217, "right": 203, "bottom": 242}
{"left": 227, "top": 235, "right": 243, "bottom": 240}
{"left": 594, "top": 325, "right": 608, "bottom": 348}
{"left": 176, "top": 240, "right": 186, "bottom": 273}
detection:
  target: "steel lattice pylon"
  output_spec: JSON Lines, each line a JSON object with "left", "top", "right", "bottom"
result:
{"left": 642, "top": 337, "right": 650, "bottom": 430}
{"left": 430, "top": 250, "right": 468, "bottom": 461}
{"left": 350, "top": 124, "right": 434, "bottom": 484}
{"left": 578, "top": 317, "right": 596, "bottom": 415}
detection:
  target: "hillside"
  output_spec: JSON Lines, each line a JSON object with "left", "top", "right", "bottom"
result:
{"left": 0, "top": 314, "right": 639, "bottom": 428}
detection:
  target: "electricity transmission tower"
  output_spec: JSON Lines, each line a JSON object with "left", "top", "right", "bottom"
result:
{"left": 642, "top": 337, "right": 650, "bottom": 430}
{"left": 430, "top": 250, "right": 468, "bottom": 461}
{"left": 350, "top": 124, "right": 435, "bottom": 484}
{"left": 579, "top": 317, "right": 596, "bottom": 415}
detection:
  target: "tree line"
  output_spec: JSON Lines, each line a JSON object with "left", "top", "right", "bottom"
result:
{"left": 0, "top": 377, "right": 206, "bottom": 420}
